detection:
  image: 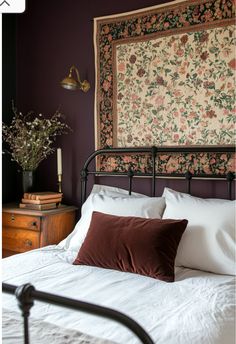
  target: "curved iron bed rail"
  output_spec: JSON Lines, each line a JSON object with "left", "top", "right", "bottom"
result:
{"left": 2, "top": 282, "right": 155, "bottom": 344}
{"left": 80, "top": 146, "right": 235, "bottom": 203}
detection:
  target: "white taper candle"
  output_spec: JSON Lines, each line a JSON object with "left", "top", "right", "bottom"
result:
{"left": 57, "top": 148, "right": 62, "bottom": 175}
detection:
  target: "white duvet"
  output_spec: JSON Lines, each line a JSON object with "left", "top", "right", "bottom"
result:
{"left": 2, "top": 246, "right": 236, "bottom": 344}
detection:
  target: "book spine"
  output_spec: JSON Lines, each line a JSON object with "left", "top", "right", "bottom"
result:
{"left": 34, "top": 194, "right": 62, "bottom": 200}
{"left": 23, "top": 193, "right": 34, "bottom": 199}
{"left": 21, "top": 197, "right": 62, "bottom": 205}
{"left": 23, "top": 193, "right": 62, "bottom": 200}
{"left": 19, "top": 203, "right": 57, "bottom": 210}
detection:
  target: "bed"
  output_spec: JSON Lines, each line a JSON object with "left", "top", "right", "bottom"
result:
{"left": 2, "top": 146, "right": 236, "bottom": 344}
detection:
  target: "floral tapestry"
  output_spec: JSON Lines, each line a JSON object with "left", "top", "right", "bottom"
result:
{"left": 94, "top": 0, "right": 236, "bottom": 174}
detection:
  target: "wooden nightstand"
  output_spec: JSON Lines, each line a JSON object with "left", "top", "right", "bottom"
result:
{"left": 2, "top": 203, "right": 78, "bottom": 258}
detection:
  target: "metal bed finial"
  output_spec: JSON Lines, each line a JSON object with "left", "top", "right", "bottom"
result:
{"left": 15, "top": 283, "right": 35, "bottom": 344}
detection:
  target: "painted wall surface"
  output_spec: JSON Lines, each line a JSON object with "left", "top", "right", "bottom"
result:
{"left": 3, "top": 0, "right": 234, "bottom": 206}
{"left": 2, "top": 15, "right": 20, "bottom": 203}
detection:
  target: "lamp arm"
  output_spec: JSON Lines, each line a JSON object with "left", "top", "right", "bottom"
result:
{"left": 69, "top": 65, "right": 90, "bottom": 92}
{"left": 70, "top": 65, "right": 82, "bottom": 85}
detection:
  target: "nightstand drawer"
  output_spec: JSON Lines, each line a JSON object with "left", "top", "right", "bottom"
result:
{"left": 2, "top": 203, "right": 77, "bottom": 257}
{"left": 2, "top": 213, "right": 40, "bottom": 231}
{"left": 2, "top": 228, "right": 40, "bottom": 253}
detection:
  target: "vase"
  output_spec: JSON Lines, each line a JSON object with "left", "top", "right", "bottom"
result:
{"left": 22, "top": 170, "right": 35, "bottom": 193}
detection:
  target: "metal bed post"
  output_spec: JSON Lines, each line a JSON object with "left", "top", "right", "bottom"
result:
{"left": 185, "top": 171, "right": 193, "bottom": 194}
{"left": 151, "top": 146, "right": 157, "bottom": 197}
{"left": 226, "top": 172, "right": 234, "bottom": 200}
{"left": 81, "top": 168, "right": 88, "bottom": 204}
{"left": 127, "top": 167, "right": 134, "bottom": 195}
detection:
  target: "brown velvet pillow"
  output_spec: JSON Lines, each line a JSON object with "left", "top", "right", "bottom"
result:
{"left": 73, "top": 211, "right": 188, "bottom": 282}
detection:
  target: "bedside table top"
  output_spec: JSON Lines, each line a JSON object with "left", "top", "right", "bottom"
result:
{"left": 2, "top": 203, "right": 78, "bottom": 216}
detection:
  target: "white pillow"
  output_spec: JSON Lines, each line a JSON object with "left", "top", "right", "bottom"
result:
{"left": 91, "top": 184, "right": 147, "bottom": 198}
{"left": 162, "top": 187, "right": 236, "bottom": 275}
{"left": 58, "top": 193, "right": 165, "bottom": 252}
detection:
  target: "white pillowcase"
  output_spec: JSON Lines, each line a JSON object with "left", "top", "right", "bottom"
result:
{"left": 58, "top": 192, "right": 165, "bottom": 253}
{"left": 91, "top": 184, "right": 148, "bottom": 198}
{"left": 162, "top": 187, "right": 236, "bottom": 275}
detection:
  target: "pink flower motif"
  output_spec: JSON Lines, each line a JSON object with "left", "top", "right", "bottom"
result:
{"left": 153, "top": 117, "right": 158, "bottom": 124}
{"left": 150, "top": 15, "right": 157, "bottom": 24}
{"left": 173, "top": 90, "right": 182, "bottom": 97}
{"left": 189, "top": 112, "right": 197, "bottom": 119}
{"left": 203, "top": 166, "right": 211, "bottom": 174}
{"left": 123, "top": 156, "right": 131, "bottom": 163}
{"left": 104, "top": 45, "right": 109, "bottom": 52}
{"left": 210, "top": 158, "right": 216, "bottom": 164}
{"left": 173, "top": 134, "right": 179, "bottom": 141}
{"left": 220, "top": 154, "right": 227, "bottom": 161}
{"left": 203, "top": 10, "right": 212, "bottom": 22}
{"left": 160, "top": 154, "right": 169, "bottom": 161}
{"left": 176, "top": 49, "right": 184, "bottom": 57}
{"left": 154, "top": 95, "right": 165, "bottom": 106}
{"left": 106, "top": 138, "right": 112, "bottom": 146}
{"left": 228, "top": 58, "right": 236, "bottom": 70}
{"left": 102, "top": 80, "right": 110, "bottom": 92}
{"left": 131, "top": 94, "right": 139, "bottom": 101}
{"left": 118, "top": 62, "right": 126, "bottom": 73}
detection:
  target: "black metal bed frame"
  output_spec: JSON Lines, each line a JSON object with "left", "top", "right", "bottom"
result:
{"left": 81, "top": 146, "right": 235, "bottom": 202}
{"left": 2, "top": 145, "right": 235, "bottom": 344}
{"left": 2, "top": 282, "right": 154, "bottom": 344}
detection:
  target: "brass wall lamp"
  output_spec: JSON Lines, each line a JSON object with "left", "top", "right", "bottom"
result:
{"left": 61, "top": 65, "right": 90, "bottom": 92}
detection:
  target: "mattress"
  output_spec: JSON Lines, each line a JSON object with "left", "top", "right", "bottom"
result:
{"left": 2, "top": 246, "right": 236, "bottom": 344}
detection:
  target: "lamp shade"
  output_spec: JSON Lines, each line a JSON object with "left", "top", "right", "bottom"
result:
{"left": 61, "top": 65, "right": 90, "bottom": 92}
{"left": 61, "top": 76, "right": 79, "bottom": 90}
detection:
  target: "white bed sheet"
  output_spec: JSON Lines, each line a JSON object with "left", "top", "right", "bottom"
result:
{"left": 2, "top": 246, "right": 236, "bottom": 344}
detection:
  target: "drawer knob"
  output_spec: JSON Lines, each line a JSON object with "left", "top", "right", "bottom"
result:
{"left": 11, "top": 214, "right": 15, "bottom": 221}
{"left": 25, "top": 239, "right": 32, "bottom": 247}
{"left": 31, "top": 221, "right": 37, "bottom": 227}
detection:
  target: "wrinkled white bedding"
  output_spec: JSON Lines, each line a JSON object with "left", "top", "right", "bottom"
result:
{"left": 2, "top": 309, "right": 116, "bottom": 344}
{"left": 2, "top": 246, "right": 236, "bottom": 344}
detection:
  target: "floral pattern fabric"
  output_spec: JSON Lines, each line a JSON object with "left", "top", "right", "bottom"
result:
{"left": 115, "top": 25, "right": 235, "bottom": 147}
{"left": 94, "top": 0, "right": 236, "bottom": 174}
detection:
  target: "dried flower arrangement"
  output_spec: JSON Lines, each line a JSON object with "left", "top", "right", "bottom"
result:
{"left": 2, "top": 103, "right": 72, "bottom": 171}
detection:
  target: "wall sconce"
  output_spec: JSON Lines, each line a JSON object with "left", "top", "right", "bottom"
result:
{"left": 61, "top": 65, "right": 90, "bottom": 92}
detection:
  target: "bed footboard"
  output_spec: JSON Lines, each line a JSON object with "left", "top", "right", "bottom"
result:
{"left": 2, "top": 282, "right": 154, "bottom": 344}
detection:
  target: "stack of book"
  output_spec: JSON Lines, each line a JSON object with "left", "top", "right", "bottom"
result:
{"left": 19, "top": 192, "right": 63, "bottom": 210}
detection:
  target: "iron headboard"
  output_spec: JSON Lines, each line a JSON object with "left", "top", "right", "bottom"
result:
{"left": 80, "top": 146, "right": 235, "bottom": 203}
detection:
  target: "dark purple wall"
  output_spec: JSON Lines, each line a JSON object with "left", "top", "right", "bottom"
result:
{"left": 15, "top": 0, "right": 234, "bottom": 207}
